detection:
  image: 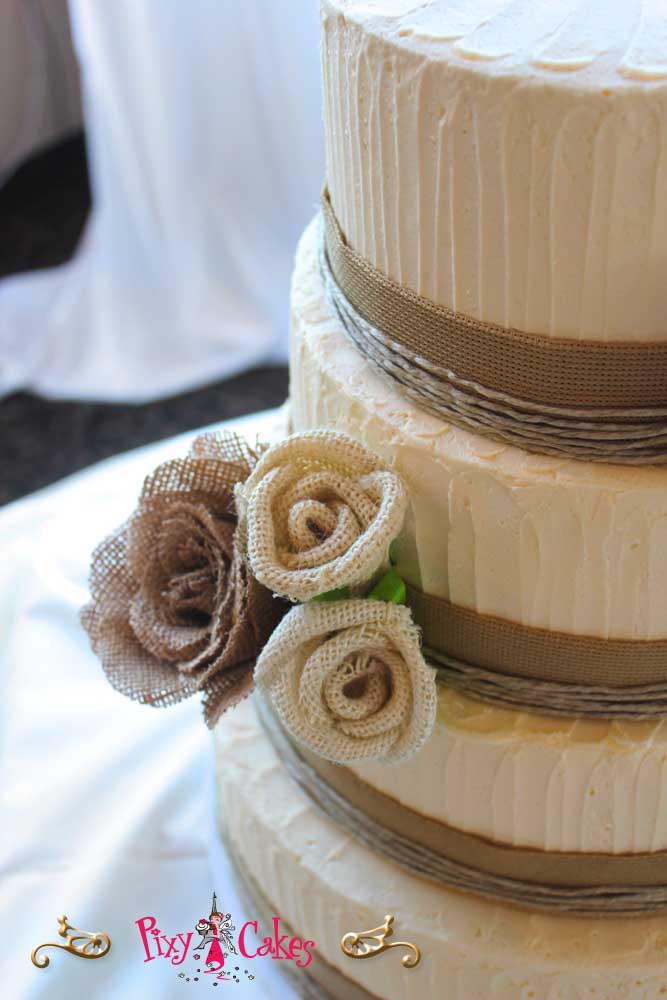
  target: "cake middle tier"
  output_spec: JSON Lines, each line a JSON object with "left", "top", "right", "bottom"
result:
{"left": 351, "top": 688, "right": 667, "bottom": 854}
{"left": 291, "top": 218, "right": 667, "bottom": 642}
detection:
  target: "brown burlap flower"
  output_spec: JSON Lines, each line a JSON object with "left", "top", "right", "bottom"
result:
{"left": 255, "top": 599, "right": 437, "bottom": 763}
{"left": 80, "top": 432, "right": 285, "bottom": 727}
{"left": 235, "top": 430, "right": 408, "bottom": 602}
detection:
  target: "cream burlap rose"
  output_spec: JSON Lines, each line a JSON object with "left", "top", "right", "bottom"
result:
{"left": 254, "top": 599, "right": 437, "bottom": 763}
{"left": 80, "top": 432, "right": 285, "bottom": 727}
{"left": 235, "top": 431, "right": 408, "bottom": 602}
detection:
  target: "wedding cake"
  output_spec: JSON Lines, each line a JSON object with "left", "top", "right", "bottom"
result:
{"left": 77, "top": 0, "right": 667, "bottom": 996}
{"left": 215, "top": 1, "right": 667, "bottom": 997}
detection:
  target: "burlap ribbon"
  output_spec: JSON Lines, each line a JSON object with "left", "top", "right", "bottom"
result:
{"left": 320, "top": 189, "right": 667, "bottom": 465}
{"left": 406, "top": 584, "right": 667, "bottom": 718}
{"left": 258, "top": 697, "right": 667, "bottom": 916}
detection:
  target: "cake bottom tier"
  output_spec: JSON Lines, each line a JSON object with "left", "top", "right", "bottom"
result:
{"left": 214, "top": 701, "right": 667, "bottom": 1000}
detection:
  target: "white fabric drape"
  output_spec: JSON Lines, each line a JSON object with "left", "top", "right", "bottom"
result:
{"left": 0, "top": 0, "right": 81, "bottom": 181}
{"left": 0, "top": 1, "right": 323, "bottom": 402}
{"left": 0, "top": 409, "right": 298, "bottom": 999}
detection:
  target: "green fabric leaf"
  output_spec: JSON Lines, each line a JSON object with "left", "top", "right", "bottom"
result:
{"left": 367, "top": 568, "right": 406, "bottom": 605}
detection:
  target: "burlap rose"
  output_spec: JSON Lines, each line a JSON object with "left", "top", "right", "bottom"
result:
{"left": 80, "top": 432, "right": 285, "bottom": 727}
{"left": 235, "top": 430, "right": 408, "bottom": 602}
{"left": 255, "top": 599, "right": 437, "bottom": 763}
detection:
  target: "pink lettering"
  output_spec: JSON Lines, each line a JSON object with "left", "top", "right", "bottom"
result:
{"left": 299, "top": 939, "right": 316, "bottom": 969}
{"left": 270, "top": 917, "right": 292, "bottom": 960}
{"left": 238, "top": 920, "right": 260, "bottom": 959}
{"left": 173, "top": 932, "right": 193, "bottom": 966}
{"left": 161, "top": 935, "right": 177, "bottom": 959}
{"left": 135, "top": 916, "right": 158, "bottom": 963}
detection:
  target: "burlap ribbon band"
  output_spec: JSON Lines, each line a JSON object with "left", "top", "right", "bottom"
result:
{"left": 318, "top": 190, "right": 667, "bottom": 713}
{"left": 410, "top": 584, "right": 667, "bottom": 687}
{"left": 321, "top": 189, "right": 667, "bottom": 464}
{"left": 406, "top": 584, "right": 667, "bottom": 718}
{"left": 258, "top": 697, "right": 667, "bottom": 916}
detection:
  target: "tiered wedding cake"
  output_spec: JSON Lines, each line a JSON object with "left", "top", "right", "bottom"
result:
{"left": 215, "top": 1, "right": 667, "bottom": 996}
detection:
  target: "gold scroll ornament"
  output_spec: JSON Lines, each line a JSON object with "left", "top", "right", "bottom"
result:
{"left": 31, "top": 915, "right": 111, "bottom": 969}
{"left": 341, "top": 915, "right": 420, "bottom": 969}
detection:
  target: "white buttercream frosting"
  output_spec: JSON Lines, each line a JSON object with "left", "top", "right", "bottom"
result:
{"left": 216, "top": 700, "right": 667, "bottom": 1000}
{"left": 322, "top": 0, "right": 667, "bottom": 340}
{"left": 290, "top": 218, "right": 667, "bottom": 640}
{"left": 290, "top": 221, "right": 667, "bottom": 852}
{"left": 352, "top": 687, "right": 667, "bottom": 853}
{"left": 334, "top": 0, "right": 667, "bottom": 82}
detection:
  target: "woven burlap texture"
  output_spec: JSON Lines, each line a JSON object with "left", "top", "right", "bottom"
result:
{"left": 255, "top": 598, "right": 437, "bottom": 764}
{"left": 321, "top": 189, "right": 667, "bottom": 464}
{"left": 235, "top": 430, "right": 408, "bottom": 603}
{"left": 260, "top": 702, "right": 667, "bottom": 916}
{"left": 80, "top": 431, "right": 285, "bottom": 727}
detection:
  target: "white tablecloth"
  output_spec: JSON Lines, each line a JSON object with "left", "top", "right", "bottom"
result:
{"left": 1, "top": 409, "right": 298, "bottom": 1000}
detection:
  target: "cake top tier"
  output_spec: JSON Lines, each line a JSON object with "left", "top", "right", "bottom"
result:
{"left": 337, "top": 0, "right": 667, "bottom": 88}
{"left": 322, "top": 0, "right": 667, "bottom": 342}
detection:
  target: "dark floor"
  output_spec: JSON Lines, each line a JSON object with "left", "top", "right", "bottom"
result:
{"left": 0, "top": 133, "right": 289, "bottom": 505}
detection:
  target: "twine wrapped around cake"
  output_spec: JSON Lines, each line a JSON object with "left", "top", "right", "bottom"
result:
{"left": 254, "top": 600, "right": 437, "bottom": 764}
{"left": 408, "top": 584, "right": 667, "bottom": 719}
{"left": 320, "top": 188, "right": 667, "bottom": 465}
{"left": 258, "top": 695, "right": 667, "bottom": 916}
{"left": 80, "top": 432, "right": 285, "bottom": 727}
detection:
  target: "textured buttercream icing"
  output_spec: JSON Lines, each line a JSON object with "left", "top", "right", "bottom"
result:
{"left": 352, "top": 687, "right": 667, "bottom": 853}
{"left": 216, "top": 701, "right": 667, "bottom": 1000}
{"left": 291, "top": 219, "right": 667, "bottom": 641}
{"left": 290, "top": 220, "right": 667, "bottom": 853}
{"left": 335, "top": 0, "right": 667, "bottom": 81}
{"left": 248, "top": 8, "right": 667, "bottom": 990}
{"left": 322, "top": 0, "right": 667, "bottom": 340}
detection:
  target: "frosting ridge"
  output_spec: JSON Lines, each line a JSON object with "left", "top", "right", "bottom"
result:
{"left": 337, "top": 0, "right": 667, "bottom": 81}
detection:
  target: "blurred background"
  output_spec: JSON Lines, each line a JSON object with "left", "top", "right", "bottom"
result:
{"left": 0, "top": 0, "right": 324, "bottom": 504}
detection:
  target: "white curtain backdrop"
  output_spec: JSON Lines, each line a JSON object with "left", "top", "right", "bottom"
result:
{"left": 0, "top": 0, "right": 81, "bottom": 181}
{"left": 0, "top": 0, "right": 324, "bottom": 402}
